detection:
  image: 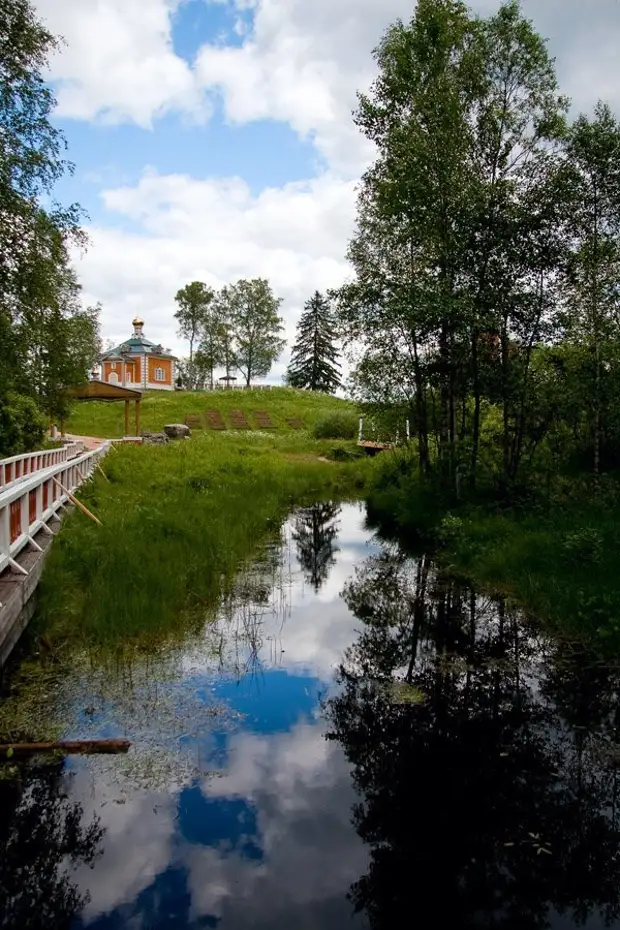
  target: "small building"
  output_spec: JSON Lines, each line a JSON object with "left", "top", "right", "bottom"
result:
{"left": 99, "top": 318, "right": 177, "bottom": 391}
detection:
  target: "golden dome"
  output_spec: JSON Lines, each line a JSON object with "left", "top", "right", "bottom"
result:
{"left": 132, "top": 316, "right": 144, "bottom": 327}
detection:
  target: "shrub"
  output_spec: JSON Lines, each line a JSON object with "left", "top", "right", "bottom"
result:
{"left": 0, "top": 392, "right": 47, "bottom": 456}
{"left": 312, "top": 411, "right": 358, "bottom": 440}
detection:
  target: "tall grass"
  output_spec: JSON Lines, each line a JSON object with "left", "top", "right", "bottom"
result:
{"left": 36, "top": 431, "right": 375, "bottom": 648}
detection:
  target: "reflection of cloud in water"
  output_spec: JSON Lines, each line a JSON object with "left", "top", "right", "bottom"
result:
{"left": 182, "top": 502, "right": 380, "bottom": 685}
{"left": 70, "top": 721, "right": 367, "bottom": 929}
{"left": 185, "top": 722, "right": 367, "bottom": 928}
{"left": 70, "top": 765, "right": 177, "bottom": 921}
{"left": 16, "top": 504, "right": 374, "bottom": 928}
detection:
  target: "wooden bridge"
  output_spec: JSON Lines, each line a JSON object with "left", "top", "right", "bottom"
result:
{"left": 0, "top": 441, "right": 110, "bottom": 668}
{"left": 357, "top": 418, "right": 410, "bottom": 455}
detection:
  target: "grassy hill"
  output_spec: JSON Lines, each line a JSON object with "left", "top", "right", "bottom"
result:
{"left": 66, "top": 387, "right": 358, "bottom": 438}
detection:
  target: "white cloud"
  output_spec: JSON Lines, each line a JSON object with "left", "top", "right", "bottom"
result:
{"left": 74, "top": 170, "right": 357, "bottom": 370}
{"left": 35, "top": 0, "right": 206, "bottom": 127}
{"left": 34, "top": 0, "right": 620, "bottom": 367}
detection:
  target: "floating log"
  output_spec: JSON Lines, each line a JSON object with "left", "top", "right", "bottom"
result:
{"left": 0, "top": 738, "right": 131, "bottom": 760}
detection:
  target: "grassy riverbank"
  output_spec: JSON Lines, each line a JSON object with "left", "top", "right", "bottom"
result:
{"left": 367, "top": 452, "right": 620, "bottom": 648}
{"left": 35, "top": 430, "right": 375, "bottom": 649}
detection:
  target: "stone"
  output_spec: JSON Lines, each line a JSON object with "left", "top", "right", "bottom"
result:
{"left": 163, "top": 423, "right": 191, "bottom": 439}
{"left": 142, "top": 431, "right": 169, "bottom": 445}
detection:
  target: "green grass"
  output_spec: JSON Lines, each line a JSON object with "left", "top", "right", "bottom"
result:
{"left": 365, "top": 450, "right": 620, "bottom": 649}
{"left": 440, "top": 503, "right": 620, "bottom": 646}
{"left": 35, "top": 429, "right": 376, "bottom": 649}
{"left": 66, "top": 387, "right": 357, "bottom": 438}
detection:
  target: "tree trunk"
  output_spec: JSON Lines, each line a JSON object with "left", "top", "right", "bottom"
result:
{"left": 501, "top": 310, "right": 511, "bottom": 494}
{"left": 470, "top": 328, "right": 481, "bottom": 489}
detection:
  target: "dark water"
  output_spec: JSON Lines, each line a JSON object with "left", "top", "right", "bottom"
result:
{"left": 3, "top": 503, "right": 620, "bottom": 929}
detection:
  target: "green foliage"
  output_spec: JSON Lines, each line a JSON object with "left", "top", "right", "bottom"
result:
{"left": 174, "top": 282, "right": 217, "bottom": 385}
{"left": 216, "top": 278, "right": 286, "bottom": 386}
{"left": 0, "top": 392, "right": 46, "bottom": 456}
{"left": 312, "top": 411, "right": 358, "bottom": 440}
{"left": 0, "top": 0, "right": 93, "bottom": 450}
{"left": 286, "top": 291, "right": 341, "bottom": 392}
{"left": 561, "top": 528, "right": 604, "bottom": 566}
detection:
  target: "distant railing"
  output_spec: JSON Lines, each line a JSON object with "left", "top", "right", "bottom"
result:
{"left": 0, "top": 444, "right": 109, "bottom": 577}
{"left": 204, "top": 384, "right": 274, "bottom": 391}
{"left": 0, "top": 442, "right": 85, "bottom": 490}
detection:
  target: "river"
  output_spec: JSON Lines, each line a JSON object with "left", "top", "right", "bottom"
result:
{"left": 2, "top": 501, "right": 620, "bottom": 929}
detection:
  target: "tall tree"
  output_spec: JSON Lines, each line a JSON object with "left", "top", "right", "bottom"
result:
{"left": 219, "top": 278, "right": 285, "bottom": 386}
{"left": 335, "top": 0, "right": 568, "bottom": 491}
{"left": 174, "top": 281, "right": 214, "bottom": 387}
{"left": 335, "top": 0, "right": 482, "bottom": 479}
{"left": 286, "top": 291, "right": 342, "bottom": 392}
{"left": 0, "top": 0, "right": 87, "bottom": 452}
{"left": 560, "top": 103, "right": 620, "bottom": 479}
{"left": 197, "top": 298, "right": 227, "bottom": 390}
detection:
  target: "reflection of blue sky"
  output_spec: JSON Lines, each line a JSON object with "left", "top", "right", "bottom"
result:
{"left": 178, "top": 787, "right": 262, "bottom": 861}
{"left": 214, "top": 671, "right": 320, "bottom": 732}
{"left": 67, "top": 504, "right": 372, "bottom": 929}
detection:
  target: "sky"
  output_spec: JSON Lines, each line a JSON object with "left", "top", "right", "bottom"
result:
{"left": 33, "top": 0, "right": 620, "bottom": 380}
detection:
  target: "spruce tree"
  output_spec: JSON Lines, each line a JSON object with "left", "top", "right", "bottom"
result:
{"left": 286, "top": 291, "right": 341, "bottom": 392}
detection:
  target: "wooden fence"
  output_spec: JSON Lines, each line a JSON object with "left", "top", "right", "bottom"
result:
{"left": 0, "top": 442, "right": 85, "bottom": 490}
{"left": 0, "top": 444, "right": 109, "bottom": 577}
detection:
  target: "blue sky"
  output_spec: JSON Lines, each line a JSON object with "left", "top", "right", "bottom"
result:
{"left": 33, "top": 0, "right": 620, "bottom": 377}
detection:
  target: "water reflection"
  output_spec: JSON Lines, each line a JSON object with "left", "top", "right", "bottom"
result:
{"left": 292, "top": 502, "right": 342, "bottom": 592}
{"left": 326, "top": 544, "right": 620, "bottom": 929}
{"left": 0, "top": 763, "right": 103, "bottom": 930}
{"left": 1, "top": 503, "right": 372, "bottom": 930}
{"left": 4, "top": 506, "right": 620, "bottom": 929}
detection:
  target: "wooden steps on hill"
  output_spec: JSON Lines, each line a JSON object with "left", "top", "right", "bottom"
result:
{"left": 254, "top": 411, "right": 276, "bottom": 429}
{"left": 229, "top": 410, "right": 251, "bottom": 429}
{"left": 205, "top": 410, "right": 227, "bottom": 430}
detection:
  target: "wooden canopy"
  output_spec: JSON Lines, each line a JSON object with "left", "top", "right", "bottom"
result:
{"left": 70, "top": 380, "right": 142, "bottom": 436}
{"left": 71, "top": 380, "right": 142, "bottom": 401}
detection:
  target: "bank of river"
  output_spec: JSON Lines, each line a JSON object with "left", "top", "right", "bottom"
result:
{"left": 3, "top": 501, "right": 620, "bottom": 928}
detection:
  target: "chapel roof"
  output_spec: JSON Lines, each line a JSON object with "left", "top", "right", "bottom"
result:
{"left": 100, "top": 321, "right": 177, "bottom": 360}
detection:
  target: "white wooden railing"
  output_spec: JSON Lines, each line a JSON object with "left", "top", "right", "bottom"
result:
{"left": 0, "top": 443, "right": 109, "bottom": 577}
{"left": 0, "top": 442, "right": 85, "bottom": 490}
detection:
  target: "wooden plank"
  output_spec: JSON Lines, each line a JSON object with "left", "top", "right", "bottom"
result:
{"left": 204, "top": 409, "right": 227, "bottom": 430}
{"left": 184, "top": 414, "right": 203, "bottom": 429}
{"left": 285, "top": 417, "right": 305, "bottom": 430}
{"left": 253, "top": 411, "right": 276, "bottom": 429}
{"left": 229, "top": 409, "right": 251, "bottom": 429}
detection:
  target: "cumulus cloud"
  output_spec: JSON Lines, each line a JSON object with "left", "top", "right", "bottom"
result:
{"left": 73, "top": 170, "right": 357, "bottom": 368}
{"left": 35, "top": 0, "right": 206, "bottom": 126}
{"left": 33, "top": 0, "right": 620, "bottom": 368}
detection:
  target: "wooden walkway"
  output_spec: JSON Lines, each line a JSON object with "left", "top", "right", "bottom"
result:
{"left": 0, "top": 442, "right": 110, "bottom": 667}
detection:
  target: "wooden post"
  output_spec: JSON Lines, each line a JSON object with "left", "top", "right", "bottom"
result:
{"left": 124, "top": 399, "right": 130, "bottom": 437}
{"left": 52, "top": 477, "right": 102, "bottom": 526}
{"left": 134, "top": 398, "right": 141, "bottom": 436}
{"left": 358, "top": 417, "right": 363, "bottom": 442}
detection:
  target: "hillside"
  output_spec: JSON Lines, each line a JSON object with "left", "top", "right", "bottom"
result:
{"left": 66, "top": 387, "right": 358, "bottom": 438}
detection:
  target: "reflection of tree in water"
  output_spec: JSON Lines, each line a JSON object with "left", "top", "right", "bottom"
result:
{"left": 326, "top": 546, "right": 620, "bottom": 929}
{"left": 215, "top": 525, "right": 291, "bottom": 681}
{"left": 292, "top": 502, "right": 341, "bottom": 592}
{"left": 0, "top": 763, "right": 103, "bottom": 929}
